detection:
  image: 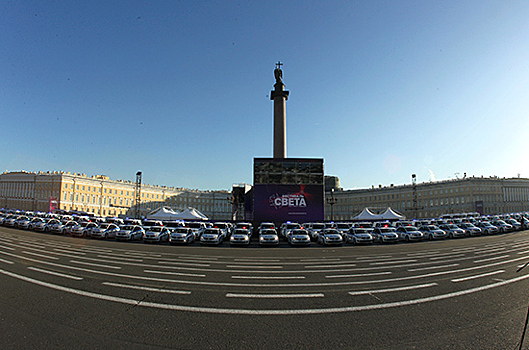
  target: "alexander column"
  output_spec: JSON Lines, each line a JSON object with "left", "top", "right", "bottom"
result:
{"left": 271, "top": 61, "right": 289, "bottom": 159}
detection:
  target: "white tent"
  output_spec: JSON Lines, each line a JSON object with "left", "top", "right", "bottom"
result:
{"left": 380, "top": 207, "right": 406, "bottom": 220}
{"left": 146, "top": 206, "right": 180, "bottom": 220}
{"left": 173, "top": 207, "right": 209, "bottom": 221}
{"left": 352, "top": 207, "right": 380, "bottom": 221}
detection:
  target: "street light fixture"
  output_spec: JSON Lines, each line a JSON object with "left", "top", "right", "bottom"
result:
{"left": 327, "top": 188, "right": 337, "bottom": 221}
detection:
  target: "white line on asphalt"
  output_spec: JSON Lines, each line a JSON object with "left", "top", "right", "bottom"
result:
{"left": 70, "top": 260, "right": 122, "bottom": 270}
{"left": 0, "top": 257, "right": 14, "bottom": 264}
{"left": 226, "top": 265, "right": 283, "bottom": 269}
{"left": 406, "top": 251, "right": 440, "bottom": 257}
{"left": 451, "top": 270, "right": 505, "bottom": 283}
{"left": 429, "top": 254, "right": 465, "bottom": 260}
{"left": 226, "top": 293, "right": 324, "bottom": 298}
{"left": 96, "top": 255, "right": 143, "bottom": 263}
{"left": 53, "top": 248, "right": 87, "bottom": 255}
{"left": 231, "top": 275, "right": 306, "bottom": 279}
{"left": 102, "top": 282, "right": 191, "bottom": 294}
{"left": 234, "top": 259, "right": 280, "bottom": 262}
{"left": 0, "top": 246, "right": 15, "bottom": 251}
{"left": 356, "top": 255, "right": 392, "bottom": 260}
{"left": 179, "top": 255, "right": 218, "bottom": 261}
{"left": 300, "top": 258, "right": 341, "bottom": 262}
{"left": 22, "top": 251, "right": 59, "bottom": 260}
{"left": 305, "top": 264, "right": 357, "bottom": 269}
{"left": 156, "top": 261, "right": 211, "bottom": 267}
{"left": 473, "top": 255, "right": 510, "bottom": 263}
{"left": 348, "top": 283, "right": 438, "bottom": 295}
{"left": 27, "top": 267, "right": 83, "bottom": 280}
{"left": 407, "top": 264, "right": 459, "bottom": 272}
{"left": 472, "top": 248, "right": 506, "bottom": 255}
{"left": 325, "top": 272, "right": 392, "bottom": 279}
{"left": 2, "top": 268, "right": 529, "bottom": 315}
{"left": 143, "top": 270, "right": 206, "bottom": 278}
{"left": 370, "top": 260, "right": 417, "bottom": 266}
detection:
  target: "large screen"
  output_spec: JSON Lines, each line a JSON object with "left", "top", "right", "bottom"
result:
{"left": 253, "top": 184, "right": 324, "bottom": 223}
{"left": 253, "top": 158, "right": 324, "bottom": 224}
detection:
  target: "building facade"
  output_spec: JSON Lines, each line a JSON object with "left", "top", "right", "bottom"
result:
{"left": 0, "top": 171, "right": 233, "bottom": 220}
{"left": 325, "top": 176, "right": 529, "bottom": 221}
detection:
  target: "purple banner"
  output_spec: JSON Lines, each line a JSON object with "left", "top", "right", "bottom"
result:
{"left": 254, "top": 184, "right": 324, "bottom": 224}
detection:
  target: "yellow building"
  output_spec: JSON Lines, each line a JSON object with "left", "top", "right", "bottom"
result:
{"left": 0, "top": 171, "right": 233, "bottom": 220}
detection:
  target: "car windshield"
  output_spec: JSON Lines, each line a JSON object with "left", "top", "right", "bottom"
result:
{"left": 122, "top": 225, "right": 134, "bottom": 230}
{"left": 379, "top": 228, "right": 394, "bottom": 233}
{"left": 325, "top": 229, "right": 339, "bottom": 235}
{"left": 260, "top": 229, "right": 276, "bottom": 235}
{"left": 148, "top": 227, "right": 163, "bottom": 232}
{"left": 312, "top": 224, "right": 324, "bottom": 229}
{"left": 354, "top": 228, "right": 369, "bottom": 233}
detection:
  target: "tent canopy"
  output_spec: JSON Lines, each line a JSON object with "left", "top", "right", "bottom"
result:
{"left": 146, "top": 206, "right": 180, "bottom": 220}
{"left": 352, "top": 207, "right": 405, "bottom": 221}
{"left": 173, "top": 207, "right": 209, "bottom": 221}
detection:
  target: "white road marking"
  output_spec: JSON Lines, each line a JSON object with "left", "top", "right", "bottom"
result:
{"left": 306, "top": 264, "right": 357, "bottom": 268}
{"left": 226, "top": 265, "right": 283, "bottom": 269}
{"left": 53, "top": 248, "right": 87, "bottom": 255}
{"left": 231, "top": 275, "right": 306, "bottom": 279}
{"left": 1, "top": 268, "right": 528, "bottom": 315}
{"left": 451, "top": 270, "right": 505, "bottom": 283}
{"left": 226, "top": 293, "right": 324, "bottom": 298}
{"left": 234, "top": 259, "right": 279, "bottom": 262}
{"left": 348, "top": 283, "right": 438, "bottom": 295}
{"left": 473, "top": 255, "right": 510, "bottom": 263}
{"left": 408, "top": 264, "right": 459, "bottom": 272}
{"left": 325, "top": 272, "right": 392, "bottom": 279}
{"left": 102, "top": 282, "right": 191, "bottom": 295}
{"left": 143, "top": 270, "right": 206, "bottom": 278}
{"left": 27, "top": 267, "right": 83, "bottom": 280}
{"left": 70, "top": 260, "right": 122, "bottom": 270}
{"left": 370, "top": 260, "right": 417, "bottom": 266}
{"left": 0, "top": 257, "right": 14, "bottom": 264}
{"left": 429, "top": 254, "right": 465, "bottom": 260}
{"left": 96, "top": 255, "right": 143, "bottom": 263}
{"left": 22, "top": 251, "right": 59, "bottom": 260}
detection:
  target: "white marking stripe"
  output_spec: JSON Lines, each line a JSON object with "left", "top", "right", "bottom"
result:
{"left": 27, "top": 267, "right": 83, "bottom": 280}
{"left": 22, "top": 251, "right": 59, "bottom": 260}
{"left": 348, "top": 283, "right": 438, "bottom": 295}
{"left": 408, "top": 264, "right": 459, "bottom": 272}
{"left": 0, "top": 257, "right": 14, "bottom": 264}
{"left": 96, "top": 255, "right": 143, "bottom": 262}
{"left": 231, "top": 275, "right": 305, "bottom": 279}
{"left": 306, "top": 264, "right": 357, "bottom": 269}
{"left": 369, "top": 260, "right": 417, "bottom": 266}
{"left": 2, "top": 268, "right": 528, "bottom": 315}
{"left": 226, "top": 293, "right": 324, "bottom": 298}
{"left": 325, "top": 272, "right": 392, "bottom": 279}
{"left": 70, "top": 260, "right": 122, "bottom": 270}
{"left": 451, "top": 270, "right": 505, "bottom": 283}
{"left": 473, "top": 255, "right": 510, "bottom": 263}
{"left": 234, "top": 259, "right": 280, "bottom": 262}
{"left": 53, "top": 248, "right": 86, "bottom": 255}
{"left": 102, "top": 282, "right": 191, "bottom": 294}
{"left": 143, "top": 270, "right": 206, "bottom": 278}
{"left": 226, "top": 265, "right": 282, "bottom": 269}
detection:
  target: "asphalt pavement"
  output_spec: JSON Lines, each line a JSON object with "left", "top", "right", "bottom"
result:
{"left": 1, "top": 227, "right": 529, "bottom": 349}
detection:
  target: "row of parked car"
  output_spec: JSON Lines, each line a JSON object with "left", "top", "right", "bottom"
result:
{"left": 1, "top": 210, "right": 528, "bottom": 247}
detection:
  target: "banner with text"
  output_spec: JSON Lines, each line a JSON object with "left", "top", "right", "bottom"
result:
{"left": 253, "top": 184, "right": 324, "bottom": 224}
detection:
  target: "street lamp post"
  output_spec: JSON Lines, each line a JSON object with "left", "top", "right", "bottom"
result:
{"left": 327, "top": 189, "right": 337, "bottom": 221}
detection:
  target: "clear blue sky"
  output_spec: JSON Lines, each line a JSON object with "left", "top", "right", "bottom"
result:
{"left": 2, "top": 1, "right": 528, "bottom": 190}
